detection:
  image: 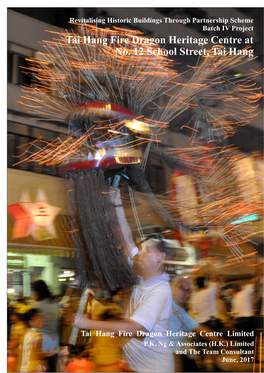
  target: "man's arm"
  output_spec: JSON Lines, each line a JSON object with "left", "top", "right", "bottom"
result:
{"left": 74, "top": 285, "right": 169, "bottom": 337}
{"left": 74, "top": 313, "right": 147, "bottom": 337}
{"left": 111, "top": 187, "right": 138, "bottom": 256}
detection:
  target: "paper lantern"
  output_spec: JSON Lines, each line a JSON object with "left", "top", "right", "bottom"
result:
{"left": 7, "top": 202, "right": 31, "bottom": 239}
{"left": 8, "top": 189, "right": 61, "bottom": 241}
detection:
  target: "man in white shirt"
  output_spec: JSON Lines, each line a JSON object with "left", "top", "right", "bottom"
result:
{"left": 74, "top": 188, "right": 175, "bottom": 372}
{"left": 232, "top": 282, "right": 254, "bottom": 318}
{"left": 232, "top": 279, "right": 256, "bottom": 344}
{"left": 190, "top": 275, "right": 223, "bottom": 331}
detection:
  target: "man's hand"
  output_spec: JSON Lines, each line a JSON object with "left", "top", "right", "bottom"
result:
{"left": 73, "top": 313, "right": 90, "bottom": 329}
{"left": 44, "top": 347, "right": 60, "bottom": 357}
{"left": 109, "top": 186, "right": 136, "bottom": 255}
{"left": 109, "top": 186, "right": 122, "bottom": 206}
{"left": 64, "top": 311, "right": 74, "bottom": 326}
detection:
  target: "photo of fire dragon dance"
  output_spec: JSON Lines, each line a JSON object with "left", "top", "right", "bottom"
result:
{"left": 6, "top": 6, "right": 263, "bottom": 373}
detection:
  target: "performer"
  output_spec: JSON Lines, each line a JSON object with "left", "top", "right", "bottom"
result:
{"left": 86, "top": 289, "right": 103, "bottom": 320}
{"left": 77, "top": 305, "right": 122, "bottom": 372}
{"left": 231, "top": 277, "right": 258, "bottom": 345}
{"left": 189, "top": 270, "right": 223, "bottom": 332}
{"left": 74, "top": 188, "right": 175, "bottom": 372}
{"left": 17, "top": 23, "right": 263, "bottom": 280}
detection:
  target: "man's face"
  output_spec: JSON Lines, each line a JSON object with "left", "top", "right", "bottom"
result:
{"left": 173, "top": 279, "right": 191, "bottom": 305}
{"left": 134, "top": 239, "right": 164, "bottom": 275}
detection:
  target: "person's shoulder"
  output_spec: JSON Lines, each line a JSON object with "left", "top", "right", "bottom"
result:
{"left": 190, "top": 291, "right": 199, "bottom": 301}
{"left": 146, "top": 281, "right": 172, "bottom": 300}
{"left": 93, "top": 299, "right": 102, "bottom": 307}
{"left": 150, "top": 280, "right": 171, "bottom": 291}
{"left": 41, "top": 298, "right": 60, "bottom": 309}
{"left": 206, "top": 282, "right": 218, "bottom": 292}
{"left": 173, "top": 300, "right": 182, "bottom": 310}
{"left": 243, "top": 283, "right": 254, "bottom": 292}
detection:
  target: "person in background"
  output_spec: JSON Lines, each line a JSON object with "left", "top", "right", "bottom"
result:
{"left": 170, "top": 276, "right": 199, "bottom": 372}
{"left": 7, "top": 310, "right": 27, "bottom": 372}
{"left": 170, "top": 275, "right": 229, "bottom": 372}
{"left": 86, "top": 289, "right": 103, "bottom": 320}
{"left": 31, "top": 280, "right": 60, "bottom": 372}
{"left": 20, "top": 308, "right": 48, "bottom": 372}
{"left": 231, "top": 277, "right": 257, "bottom": 344}
{"left": 260, "top": 276, "right": 264, "bottom": 317}
{"left": 77, "top": 304, "right": 122, "bottom": 372}
{"left": 190, "top": 270, "right": 223, "bottom": 332}
{"left": 59, "top": 287, "right": 73, "bottom": 311}
{"left": 99, "top": 297, "right": 109, "bottom": 307}
{"left": 112, "top": 288, "right": 129, "bottom": 318}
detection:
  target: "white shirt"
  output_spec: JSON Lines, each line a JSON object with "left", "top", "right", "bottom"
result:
{"left": 261, "top": 278, "right": 264, "bottom": 316}
{"left": 123, "top": 272, "right": 174, "bottom": 372}
{"left": 190, "top": 282, "right": 218, "bottom": 323}
{"left": 232, "top": 284, "right": 254, "bottom": 317}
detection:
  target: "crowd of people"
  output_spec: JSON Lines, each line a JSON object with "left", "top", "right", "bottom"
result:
{"left": 7, "top": 270, "right": 263, "bottom": 372}
{"left": 7, "top": 191, "right": 263, "bottom": 372}
{"left": 8, "top": 280, "right": 61, "bottom": 372}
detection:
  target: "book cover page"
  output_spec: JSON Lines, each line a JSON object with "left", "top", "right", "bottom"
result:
{"left": 7, "top": 6, "right": 263, "bottom": 373}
